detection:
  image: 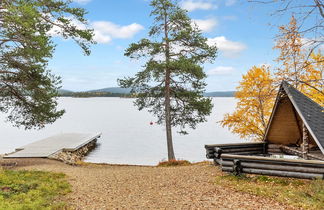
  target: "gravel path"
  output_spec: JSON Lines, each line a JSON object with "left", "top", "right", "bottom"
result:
{"left": 10, "top": 159, "right": 294, "bottom": 210}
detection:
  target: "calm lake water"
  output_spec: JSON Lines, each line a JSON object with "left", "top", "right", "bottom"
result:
{"left": 0, "top": 97, "right": 244, "bottom": 165}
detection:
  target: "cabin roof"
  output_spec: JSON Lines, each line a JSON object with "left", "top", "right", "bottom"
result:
{"left": 264, "top": 81, "right": 324, "bottom": 154}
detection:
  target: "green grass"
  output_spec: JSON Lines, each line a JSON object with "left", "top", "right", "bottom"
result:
{"left": 215, "top": 174, "right": 324, "bottom": 209}
{"left": 157, "top": 159, "right": 192, "bottom": 167}
{"left": 0, "top": 169, "right": 71, "bottom": 210}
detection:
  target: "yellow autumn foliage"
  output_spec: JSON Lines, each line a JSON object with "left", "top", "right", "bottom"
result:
{"left": 221, "top": 15, "right": 323, "bottom": 141}
{"left": 274, "top": 16, "right": 304, "bottom": 89}
{"left": 302, "top": 52, "right": 324, "bottom": 106}
{"left": 220, "top": 66, "right": 276, "bottom": 141}
{"left": 274, "top": 15, "right": 324, "bottom": 106}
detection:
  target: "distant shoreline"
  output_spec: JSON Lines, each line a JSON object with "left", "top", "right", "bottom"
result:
{"left": 59, "top": 87, "right": 236, "bottom": 98}
{"left": 58, "top": 91, "right": 236, "bottom": 98}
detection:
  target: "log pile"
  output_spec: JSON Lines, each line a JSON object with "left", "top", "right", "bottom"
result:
{"left": 205, "top": 142, "right": 324, "bottom": 179}
{"left": 205, "top": 142, "right": 266, "bottom": 159}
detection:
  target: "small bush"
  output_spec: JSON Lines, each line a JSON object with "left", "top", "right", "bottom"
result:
{"left": 157, "top": 159, "right": 191, "bottom": 167}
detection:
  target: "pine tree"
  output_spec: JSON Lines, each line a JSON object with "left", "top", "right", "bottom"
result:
{"left": 118, "top": 0, "right": 217, "bottom": 160}
{"left": 0, "top": 0, "right": 94, "bottom": 129}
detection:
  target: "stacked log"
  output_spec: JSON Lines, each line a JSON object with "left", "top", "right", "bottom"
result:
{"left": 205, "top": 142, "right": 324, "bottom": 179}
{"left": 267, "top": 144, "right": 283, "bottom": 154}
{"left": 205, "top": 142, "right": 266, "bottom": 161}
{"left": 221, "top": 154, "right": 324, "bottom": 179}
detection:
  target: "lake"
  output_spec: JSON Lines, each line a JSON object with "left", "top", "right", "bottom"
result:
{"left": 0, "top": 97, "right": 244, "bottom": 165}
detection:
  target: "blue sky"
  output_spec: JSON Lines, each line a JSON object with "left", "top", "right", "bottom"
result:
{"left": 49, "top": 0, "right": 292, "bottom": 92}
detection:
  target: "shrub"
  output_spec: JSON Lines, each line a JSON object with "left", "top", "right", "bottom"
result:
{"left": 157, "top": 159, "right": 191, "bottom": 167}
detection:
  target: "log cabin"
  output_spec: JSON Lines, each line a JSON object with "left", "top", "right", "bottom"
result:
{"left": 205, "top": 81, "right": 324, "bottom": 179}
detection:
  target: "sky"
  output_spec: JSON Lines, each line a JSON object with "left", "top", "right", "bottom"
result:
{"left": 49, "top": 0, "right": 293, "bottom": 92}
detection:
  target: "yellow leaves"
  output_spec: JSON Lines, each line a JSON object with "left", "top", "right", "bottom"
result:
{"left": 274, "top": 15, "right": 324, "bottom": 106}
{"left": 220, "top": 66, "right": 276, "bottom": 141}
{"left": 302, "top": 52, "right": 324, "bottom": 106}
{"left": 222, "top": 15, "right": 323, "bottom": 142}
{"left": 274, "top": 16, "right": 305, "bottom": 88}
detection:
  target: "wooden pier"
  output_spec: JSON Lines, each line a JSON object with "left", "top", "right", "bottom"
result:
{"left": 4, "top": 133, "right": 101, "bottom": 158}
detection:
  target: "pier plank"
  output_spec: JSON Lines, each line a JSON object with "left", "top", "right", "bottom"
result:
{"left": 4, "top": 133, "right": 101, "bottom": 158}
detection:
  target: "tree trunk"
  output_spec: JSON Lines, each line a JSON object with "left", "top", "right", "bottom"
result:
{"left": 164, "top": 9, "right": 175, "bottom": 161}
{"left": 302, "top": 123, "right": 309, "bottom": 159}
{"left": 165, "top": 69, "right": 175, "bottom": 160}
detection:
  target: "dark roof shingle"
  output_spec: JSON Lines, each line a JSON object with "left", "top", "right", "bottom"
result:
{"left": 282, "top": 81, "right": 324, "bottom": 153}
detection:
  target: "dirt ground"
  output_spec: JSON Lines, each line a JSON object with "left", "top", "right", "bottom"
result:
{"left": 5, "top": 158, "right": 295, "bottom": 210}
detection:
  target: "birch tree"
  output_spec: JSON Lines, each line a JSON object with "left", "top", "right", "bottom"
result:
{"left": 220, "top": 66, "right": 276, "bottom": 141}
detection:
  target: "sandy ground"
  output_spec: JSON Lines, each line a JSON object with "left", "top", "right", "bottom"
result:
{"left": 3, "top": 158, "right": 295, "bottom": 210}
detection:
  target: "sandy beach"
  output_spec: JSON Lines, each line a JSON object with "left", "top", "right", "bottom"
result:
{"left": 4, "top": 158, "right": 296, "bottom": 210}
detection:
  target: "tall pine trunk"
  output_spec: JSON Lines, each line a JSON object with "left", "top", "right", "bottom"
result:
{"left": 164, "top": 8, "right": 175, "bottom": 161}
{"left": 165, "top": 69, "right": 175, "bottom": 160}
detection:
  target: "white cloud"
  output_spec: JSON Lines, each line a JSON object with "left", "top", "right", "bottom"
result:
{"left": 207, "top": 66, "right": 235, "bottom": 75}
{"left": 192, "top": 18, "right": 218, "bottom": 32}
{"left": 93, "top": 31, "right": 112, "bottom": 44}
{"left": 225, "top": 0, "right": 236, "bottom": 6}
{"left": 73, "top": 0, "right": 92, "bottom": 4}
{"left": 48, "top": 17, "right": 144, "bottom": 44}
{"left": 180, "top": 0, "right": 216, "bottom": 12}
{"left": 92, "top": 21, "right": 144, "bottom": 40}
{"left": 48, "top": 17, "right": 87, "bottom": 37}
{"left": 207, "top": 36, "right": 247, "bottom": 57}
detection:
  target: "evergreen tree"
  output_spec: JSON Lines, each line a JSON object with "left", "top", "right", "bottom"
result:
{"left": 119, "top": 0, "right": 217, "bottom": 160}
{"left": 0, "top": 0, "right": 94, "bottom": 129}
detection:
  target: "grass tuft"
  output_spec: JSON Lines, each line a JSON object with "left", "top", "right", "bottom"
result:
{"left": 0, "top": 170, "right": 71, "bottom": 209}
{"left": 215, "top": 174, "right": 324, "bottom": 209}
{"left": 157, "top": 159, "right": 191, "bottom": 167}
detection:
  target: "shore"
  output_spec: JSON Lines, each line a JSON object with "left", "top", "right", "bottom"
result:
{"left": 7, "top": 158, "right": 294, "bottom": 209}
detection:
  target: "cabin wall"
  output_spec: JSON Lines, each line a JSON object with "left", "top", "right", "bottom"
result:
{"left": 266, "top": 98, "right": 301, "bottom": 145}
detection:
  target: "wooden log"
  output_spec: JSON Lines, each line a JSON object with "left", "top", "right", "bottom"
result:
{"left": 205, "top": 142, "right": 265, "bottom": 148}
{"left": 206, "top": 149, "right": 215, "bottom": 153}
{"left": 267, "top": 152, "right": 285, "bottom": 155}
{"left": 242, "top": 168, "right": 324, "bottom": 180}
{"left": 267, "top": 148, "right": 282, "bottom": 153}
{"left": 268, "top": 144, "right": 283, "bottom": 149}
{"left": 215, "top": 148, "right": 223, "bottom": 154}
{"left": 213, "top": 159, "right": 220, "bottom": 165}
{"left": 280, "top": 145, "right": 324, "bottom": 161}
{"left": 231, "top": 150, "right": 264, "bottom": 155}
{"left": 215, "top": 144, "right": 264, "bottom": 150}
{"left": 241, "top": 162, "right": 324, "bottom": 174}
{"left": 220, "top": 147, "right": 264, "bottom": 153}
{"left": 205, "top": 149, "right": 216, "bottom": 159}
{"left": 221, "top": 154, "right": 324, "bottom": 168}
{"left": 206, "top": 154, "right": 215, "bottom": 159}
{"left": 213, "top": 150, "right": 263, "bottom": 158}
{"left": 206, "top": 150, "right": 215, "bottom": 155}
{"left": 222, "top": 166, "right": 234, "bottom": 172}
{"left": 220, "top": 160, "right": 234, "bottom": 167}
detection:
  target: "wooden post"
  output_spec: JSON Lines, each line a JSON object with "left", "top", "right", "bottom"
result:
{"left": 302, "top": 123, "right": 309, "bottom": 160}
